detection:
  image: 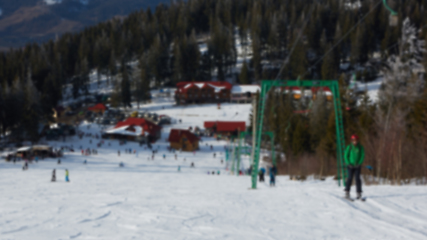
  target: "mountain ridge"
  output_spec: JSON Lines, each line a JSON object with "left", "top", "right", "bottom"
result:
{"left": 0, "top": 0, "right": 168, "bottom": 50}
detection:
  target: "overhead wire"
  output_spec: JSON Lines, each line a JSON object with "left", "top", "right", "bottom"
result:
{"left": 302, "top": 0, "right": 384, "bottom": 77}
{"left": 275, "top": 4, "right": 316, "bottom": 80}
{"left": 258, "top": 0, "right": 386, "bottom": 135}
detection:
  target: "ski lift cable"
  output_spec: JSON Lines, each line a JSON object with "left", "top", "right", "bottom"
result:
{"left": 383, "top": 0, "right": 397, "bottom": 15}
{"left": 257, "top": 0, "right": 384, "bottom": 137}
{"left": 275, "top": 4, "right": 316, "bottom": 80}
{"left": 303, "top": 0, "right": 384, "bottom": 78}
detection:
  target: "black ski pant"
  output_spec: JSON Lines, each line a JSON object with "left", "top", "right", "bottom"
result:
{"left": 344, "top": 166, "right": 362, "bottom": 193}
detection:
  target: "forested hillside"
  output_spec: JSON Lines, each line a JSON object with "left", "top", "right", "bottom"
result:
{"left": 1, "top": 0, "right": 427, "bottom": 182}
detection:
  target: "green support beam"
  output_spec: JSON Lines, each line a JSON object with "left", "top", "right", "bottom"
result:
{"left": 238, "top": 131, "right": 275, "bottom": 175}
{"left": 251, "top": 80, "right": 346, "bottom": 189}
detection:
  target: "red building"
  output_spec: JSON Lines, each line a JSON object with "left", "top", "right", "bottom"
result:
{"left": 204, "top": 121, "right": 246, "bottom": 137}
{"left": 88, "top": 103, "right": 108, "bottom": 114}
{"left": 103, "top": 118, "right": 162, "bottom": 143}
{"left": 175, "top": 81, "right": 233, "bottom": 104}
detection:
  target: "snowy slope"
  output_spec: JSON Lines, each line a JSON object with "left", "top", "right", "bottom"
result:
{"left": 1, "top": 99, "right": 427, "bottom": 239}
{"left": 1, "top": 155, "right": 427, "bottom": 239}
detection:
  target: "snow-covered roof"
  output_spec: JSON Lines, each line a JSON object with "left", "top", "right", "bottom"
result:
{"left": 207, "top": 84, "right": 226, "bottom": 93}
{"left": 105, "top": 126, "right": 144, "bottom": 137}
{"left": 231, "top": 85, "right": 260, "bottom": 94}
{"left": 17, "top": 146, "right": 31, "bottom": 152}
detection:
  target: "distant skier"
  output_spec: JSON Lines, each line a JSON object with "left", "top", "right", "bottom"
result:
{"left": 51, "top": 169, "right": 56, "bottom": 182}
{"left": 57, "top": 159, "right": 61, "bottom": 164}
{"left": 175, "top": 154, "right": 177, "bottom": 160}
{"left": 163, "top": 154, "right": 166, "bottom": 159}
{"left": 65, "top": 169, "right": 70, "bottom": 182}
{"left": 269, "top": 166, "right": 277, "bottom": 186}
{"left": 213, "top": 153, "right": 216, "bottom": 158}
{"left": 119, "top": 162, "right": 124, "bottom": 167}
{"left": 344, "top": 135, "right": 365, "bottom": 200}
{"left": 190, "top": 162, "right": 195, "bottom": 168}
{"left": 259, "top": 168, "right": 265, "bottom": 182}
{"left": 217, "top": 170, "right": 220, "bottom": 175}
{"left": 118, "top": 150, "right": 120, "bottom": 156}
{"left": 83, "top": 159, "right": 87, "bottom": 164}
{"left": 178, "top": 166, "right": 181, "bottom": 172}
{"left": 22, "top": 161, "right": 28, "bottom": 171}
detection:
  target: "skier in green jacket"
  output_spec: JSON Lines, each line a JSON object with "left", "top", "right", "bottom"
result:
{"left": 344, "top": 134, "right": 365, "bottom": 200}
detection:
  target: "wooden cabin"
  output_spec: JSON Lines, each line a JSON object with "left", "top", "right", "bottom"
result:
{"left": 175, "top": 82, "right": 232, "bottom": 104}
{"left": 168, "top": 129, "right": 199, "bottom": 152}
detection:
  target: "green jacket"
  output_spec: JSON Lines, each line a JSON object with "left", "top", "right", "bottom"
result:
{"left": 344, "top": 143, "right": 365, "bottom": 166}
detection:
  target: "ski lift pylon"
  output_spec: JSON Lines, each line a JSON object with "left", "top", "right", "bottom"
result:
{"left": 383, "top": 0, "right": 398, "bottom": 26}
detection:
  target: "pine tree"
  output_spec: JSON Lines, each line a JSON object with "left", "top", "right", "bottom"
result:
{"left": 120, "top": 62, "right": 132, "bottom": 108}
{"left": 321, "top": 44, "right": 336, "bottom": 80}
{"left": 292, "top": 116, "right": 310, "bottom": 155}
{"left": 239, "top": 61, "right": 249, "bottom": 84}
{"left": 252, "top": 36, "right": 262, "bottom": 81}
{"left": 23, "top": 77, "right": 42, "bottom": 142}
{"left": 135, "top": 54, "right": 151, "bottom": 109}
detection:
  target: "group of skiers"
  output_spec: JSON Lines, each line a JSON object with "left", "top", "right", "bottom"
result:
{"left": 81, "top": 148, "right": 98, "bottom": 155}
{"left": 258, "top": 166, "right": 277, "bottom": 186}
{"left": 51, "top": 169, "right": 69, "bottom": 182}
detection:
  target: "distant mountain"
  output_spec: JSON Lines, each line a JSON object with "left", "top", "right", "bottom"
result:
{"left": 0, "top": 0, "right": 169, "bottom": 50}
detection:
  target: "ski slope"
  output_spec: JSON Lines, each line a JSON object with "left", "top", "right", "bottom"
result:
{"left": 1, "top": 100, "right": 427, "bottom": 240}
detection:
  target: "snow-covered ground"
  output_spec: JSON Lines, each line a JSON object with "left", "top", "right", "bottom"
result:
{"left": 2, "top": 98, "right": 427, "bottom": 239}
{"left": 355, "top": 77, "right": 383, "bottom": 101}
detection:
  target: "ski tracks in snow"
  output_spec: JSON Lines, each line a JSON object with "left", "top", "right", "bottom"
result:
{"left": 333, "top": 193, "right": 427, "bottom": 239}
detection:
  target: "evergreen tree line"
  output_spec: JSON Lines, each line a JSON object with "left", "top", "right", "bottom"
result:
{"left": 0, "top": 0, "right": 426, "bottom": 155}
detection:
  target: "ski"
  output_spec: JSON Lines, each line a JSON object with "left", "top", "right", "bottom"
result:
{"left": 343, "top": 197, "right": 354, "bottom": 202}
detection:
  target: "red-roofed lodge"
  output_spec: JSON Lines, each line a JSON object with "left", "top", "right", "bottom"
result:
{"left": 102, "top": 118, "right": 162, "bottom": 143}
{"left": 175, "top": 81, "right": 232, "bottom": 104}
{"left": 204, "top": 121, "right": 246, "bottom": 138}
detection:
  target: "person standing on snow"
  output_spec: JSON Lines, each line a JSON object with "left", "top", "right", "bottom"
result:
{"left": 269, "top": 165, "right": 277, "bottom": 186}
{"left": 65, "top": 169, "right": 70, "bottom": 182}
{"left": 259, "top": 168, "right": 265, "bottom": 182}
{"left": 344, "top": 134, "right": 365, "bottom": 200}
{"left": 51, "top": 169, "right": 56, "bottom": 182}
